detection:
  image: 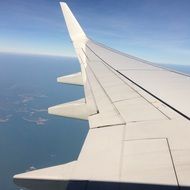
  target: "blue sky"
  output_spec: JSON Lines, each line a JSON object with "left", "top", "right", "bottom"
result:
{"left": 0, "top": 0, "right": 190, "bottom": 65}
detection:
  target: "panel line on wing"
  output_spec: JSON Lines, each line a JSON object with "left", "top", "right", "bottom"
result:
{"left": 95, "top": 123, "right": 125, "bottom": 129}
{"left": 165, "top": 138, "right": 180, "bottom": 187}
{"left": 86, "top": 41, "right": 190, "bottom": 121}
{"left": 117, "top": 70, "right": 190, "bottom": 121}
{"left": 80, "top": 47, "right": 127, "bottom": 118}
{"left": 85, "top": 44, "right": 171, "bottom": 120}
{"left": 87, "top": 63, "right": 124, "bottom": 119}
{"left": 79, "top": 52, "right": 126, "bottom": 128}
{"left": 85, "top": 65, "right": 126, "bottom": 127}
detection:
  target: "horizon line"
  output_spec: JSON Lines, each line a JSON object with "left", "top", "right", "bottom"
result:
{"left": 0, "top": 50, "right": 76, "bottom": 58}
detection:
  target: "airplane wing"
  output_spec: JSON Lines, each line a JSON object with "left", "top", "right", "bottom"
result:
{"left": 14, "top": 2, "right": 190, "bottom": 190}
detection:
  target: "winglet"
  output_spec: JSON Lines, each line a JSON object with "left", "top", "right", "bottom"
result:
{"left": 60, "top": 2, "right": 88, "bottom": 42}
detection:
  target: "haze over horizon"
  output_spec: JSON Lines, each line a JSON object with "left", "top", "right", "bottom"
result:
{"left": 0, "top": 0, "right": 190, "bottom": 65}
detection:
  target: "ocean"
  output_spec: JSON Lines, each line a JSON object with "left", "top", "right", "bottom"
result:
{"left": 0, "top": 53, "right": 88, "bottom": 190}
{"left": 0, "top": 53, "right": 190, "bottom": 190}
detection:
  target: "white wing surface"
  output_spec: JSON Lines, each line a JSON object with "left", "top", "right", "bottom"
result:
{"left": 14, "top": 2, "right": 190, "bottom": 190}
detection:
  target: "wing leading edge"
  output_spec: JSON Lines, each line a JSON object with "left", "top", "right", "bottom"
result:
{"left": 14, "top": 2, "right": 190, "bottom": 190}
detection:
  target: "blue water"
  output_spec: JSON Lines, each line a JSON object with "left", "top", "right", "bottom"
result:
{"left": 0, "top": 53, "right": 88, "bottom": 190}
{"left": 0, "top": 53, "right": 190, "bottom": 190}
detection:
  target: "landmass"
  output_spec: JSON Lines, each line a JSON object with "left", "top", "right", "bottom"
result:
{"left": 0, "top": 86, "right": 49, "bottom": 125}
{"left": 0, "top": 115, "right": 12, "bottom": 123}
{"left": 22, "top": 117, "right": 48, "bottom": 126}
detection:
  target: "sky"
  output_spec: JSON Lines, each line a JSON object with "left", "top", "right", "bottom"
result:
{"left": 0, "top": 0, "right": 190, "bottom": 65}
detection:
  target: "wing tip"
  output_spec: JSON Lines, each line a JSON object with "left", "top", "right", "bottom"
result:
{"left": 59, "top": 1, "right": 88, "bottom": 42}
{"left": 59, "top": 1, "right": 67, "bottom": 7}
